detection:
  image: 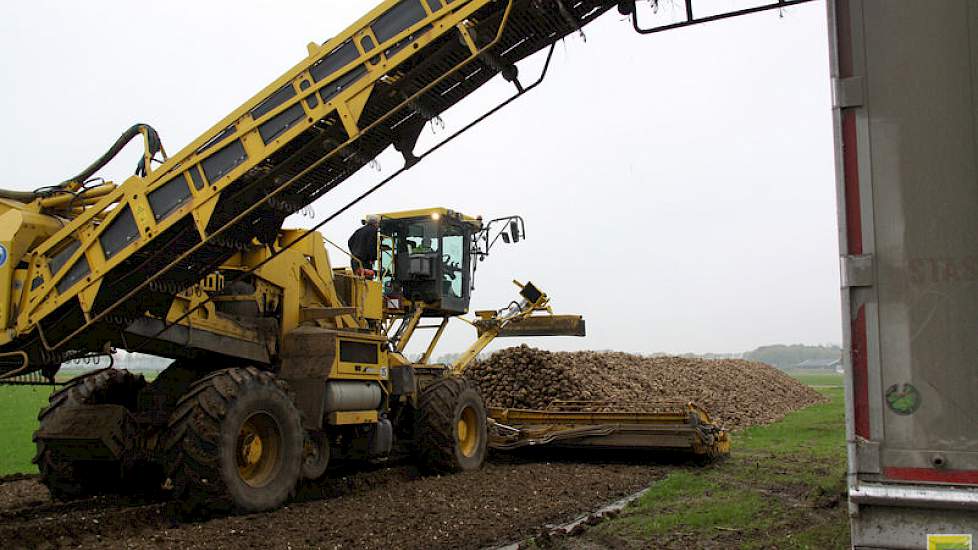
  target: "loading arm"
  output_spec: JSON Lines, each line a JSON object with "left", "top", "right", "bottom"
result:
{"left": 451, "top": 281, "right": 584, "bottom": 374}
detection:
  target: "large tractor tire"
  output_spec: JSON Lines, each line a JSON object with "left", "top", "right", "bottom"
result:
{"left": 415, "top": 377, "right": 488, "bottom": 474}
{"left": 33, "top": 369, "right": 147, "bottom": 501}
{"left": 164, "top": 367, "right": 303, "bottom": 513}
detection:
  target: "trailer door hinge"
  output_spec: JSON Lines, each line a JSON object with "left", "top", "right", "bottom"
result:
{"left": 842, "top": 254, "right": 874, "bottom": 288}
{"left": 855, "top": 439, "right": 881, "bottom": 474}
{"left": 833, "top": 76, "right": 865, "bottom": 109}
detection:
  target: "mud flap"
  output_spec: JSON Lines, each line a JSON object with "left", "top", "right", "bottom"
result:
{"left": 35, "top": 404, "right": 137, "bottom": 461}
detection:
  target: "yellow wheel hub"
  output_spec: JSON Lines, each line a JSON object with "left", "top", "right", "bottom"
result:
{"left": 457, "top": 406, "right": 479, "bottom": 458}
{"left": 236, "top": 412, "right": 282, "bottom": 488}
{"left": 241, "top": 432, "right": 263, "bottom": 465}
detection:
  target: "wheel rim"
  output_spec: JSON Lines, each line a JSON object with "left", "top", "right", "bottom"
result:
{"left": 236, "top": 412, "right": 282, "bottom": 488}
{"left": 457, "top": 406, "right": 479, "bottom": 458}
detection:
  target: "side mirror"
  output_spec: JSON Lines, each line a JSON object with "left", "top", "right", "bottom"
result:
{"left": 500, "top": 232, "right": 511, "bottom": 244}
{"left": 509, "top": 220, "right": 521, "bottom": 243}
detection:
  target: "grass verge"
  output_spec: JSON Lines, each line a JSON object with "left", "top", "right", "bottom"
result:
{"left": 0, "top": 385, "right": 55, "bottom": 475}
{"left": 575, "top": 386, "right": 849, "bottom": 549}
{"left": 788, "top": 372, "right": 843, "bottom": 387}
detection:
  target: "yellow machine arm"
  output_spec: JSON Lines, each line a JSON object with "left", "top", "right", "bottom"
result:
{"left": 452, "top": 281, "right": 584, "bottom": 374}
{"left": 0, "top": 0, "right": 618, "bottom": 371}
{"left": 488, "top": 400, "right": 731, "bottom": 459}
{"left": 445, "top": 281, "right": 727, "bottom": 460}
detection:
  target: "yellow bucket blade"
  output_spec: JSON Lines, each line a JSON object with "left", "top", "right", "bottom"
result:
{"left": 487, "top": 400, "right": 730, "bottom": 459}
{"left": 477, "top": 315, "right": 586, "bottom": 338}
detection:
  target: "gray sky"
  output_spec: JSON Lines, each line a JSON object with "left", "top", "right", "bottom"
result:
{"left": 0, "top": 0, "right": 840, "bottom": 356}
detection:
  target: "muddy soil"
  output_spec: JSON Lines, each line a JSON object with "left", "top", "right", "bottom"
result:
{"left": 0, "top": 458, "right": 667, "bottom": 549}
{"left": 0, "top": 348, "right": 825, "bottom": 548}
{"left": 0, "top": 477, "right": 46, "bottom": 513}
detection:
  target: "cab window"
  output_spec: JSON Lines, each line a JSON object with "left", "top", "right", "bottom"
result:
{"left": 405, "top": 222, "right": 439, "bottom": 254}
{"left": 442, "top": 225, "right": 464, "bottom": 298}
{"left": 380, "top": 235, "right": 395, "bottom": 293}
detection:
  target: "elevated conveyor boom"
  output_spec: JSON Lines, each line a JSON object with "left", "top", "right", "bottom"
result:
{"left": 0, "top": 0, "right": 619, "bottom": 371}
{"left": 0, "top": 0, "right": 817, "bottom": 374}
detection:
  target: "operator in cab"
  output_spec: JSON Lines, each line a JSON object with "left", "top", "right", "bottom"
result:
{"left": 348, "top": 214, "right": 379, "bottom": 278}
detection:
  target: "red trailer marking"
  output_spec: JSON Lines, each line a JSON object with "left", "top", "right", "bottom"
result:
{"left": 842, "top": 110, "right": 863, "bottom": 255}
{"left": 836, "top": 0, "right": 862, "bottom": 256}
{"left": 885, "top": 467, "right": 978, "bottom": 485}
{"left": 836, "top": 0, "right": 854, "bottom": 79}
{"left": 852, "top": 305, "right": 870, "bottom": 438}
{"left": 838, "top": 0, "right": 868, "bottom": 439}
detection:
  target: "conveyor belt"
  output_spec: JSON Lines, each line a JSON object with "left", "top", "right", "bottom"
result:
{"left": 5, "top": 0, "right": 617, "bottom": 369}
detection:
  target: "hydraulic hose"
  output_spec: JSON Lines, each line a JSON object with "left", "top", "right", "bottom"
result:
{"left": 0, "top": 124, "right": 165, "bottom": 204}
{"left": 0, "top": 189, "right": 42, "bottom": 203}
{"left": 59, "top": 123, "right": 163, "bottom": 187}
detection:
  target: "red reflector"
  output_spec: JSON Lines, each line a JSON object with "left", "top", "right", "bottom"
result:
{"left": 885, "top": 467, "right": 978, "bottom": 485}
{"left": 852, "top": 305, "right": 870, "bottom": 438}
{"left": 842, "top": 109, "right": 863, "bottom": 255}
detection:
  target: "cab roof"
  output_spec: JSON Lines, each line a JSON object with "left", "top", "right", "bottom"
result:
{"left": 374, "top": 207, "right": 482, "bottom": 229}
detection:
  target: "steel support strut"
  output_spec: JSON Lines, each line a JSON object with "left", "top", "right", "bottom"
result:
{"left": 124, "top": 42, "right": 561, "bottom": 356}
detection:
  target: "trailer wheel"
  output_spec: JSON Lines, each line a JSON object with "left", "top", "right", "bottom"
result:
{"left": 33, "top": 369, "right": 146, "bottom": 501}
{"left": 415, "top": 377, "right": 488, "bottom": 474}
{"left": 165, "top": 367, "right": 303, "bottom": 513}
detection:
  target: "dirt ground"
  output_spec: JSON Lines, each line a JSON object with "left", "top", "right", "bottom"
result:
{"left": 0, "top": 353, "right": 838, "bottom": 549}
{"left": 0, "top": 456, "right": 667, "bottom": 550}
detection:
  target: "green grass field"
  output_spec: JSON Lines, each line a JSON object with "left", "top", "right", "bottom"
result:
{"left": 0, "top": 385, "right": 55, "bottom": 475}
{"left": 0, "top": 369, "right": 160, "bottom": 476}
{"left": 577, "top": 385, "right": 849, "bottom": 549}
{"left": 786, "top": 369, "right": 844, "bottom": 388}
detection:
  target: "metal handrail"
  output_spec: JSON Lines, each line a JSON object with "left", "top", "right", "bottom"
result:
{"left": 629, "top": 0, "right": 815, "bottom": 35}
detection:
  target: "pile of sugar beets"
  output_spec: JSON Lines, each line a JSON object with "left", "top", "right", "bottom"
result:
{"left": 465, "top": 345, "right": 826, "bottom": 430}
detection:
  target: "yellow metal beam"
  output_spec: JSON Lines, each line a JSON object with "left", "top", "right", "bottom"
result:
{"left": 328, "top": 410, "right": 379, "bottom": 425}
{"left": 420, "top": 317, "right": 449, "bottom": 364}
{"left": 394, "top": 307, "right": 424, "bottom": 354}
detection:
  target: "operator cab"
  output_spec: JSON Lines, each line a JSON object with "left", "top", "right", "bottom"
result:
{"left": 377, "top": 208, "right": 481, "bottom": 316}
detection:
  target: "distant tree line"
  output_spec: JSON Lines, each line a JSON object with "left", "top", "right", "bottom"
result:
{"left": 743, "top": 344, "right": 841, "bottom": 369}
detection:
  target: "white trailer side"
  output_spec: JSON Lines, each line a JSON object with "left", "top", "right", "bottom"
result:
{"left": 829, "top": 1, "right": 978, "bottom": 547}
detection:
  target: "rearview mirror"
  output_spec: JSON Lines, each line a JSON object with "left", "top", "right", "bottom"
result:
{"left": 501, "top": 232, "right": 511, "bottom": 244}
{"left": 509, "top": 220, "right": 521, "bottom": 243}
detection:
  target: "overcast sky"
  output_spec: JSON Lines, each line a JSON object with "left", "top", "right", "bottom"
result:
{"left": 0, "top": 0, "right": 839, "bottom": 356}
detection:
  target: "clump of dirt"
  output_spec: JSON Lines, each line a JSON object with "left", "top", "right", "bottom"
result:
{"left": 466, "top": 345, "right": 826, "bottom": 429}
{"left": 0, "top": 477, "right": 47, "bottom": 512}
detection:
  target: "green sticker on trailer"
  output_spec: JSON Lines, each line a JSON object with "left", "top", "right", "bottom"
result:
{"left": 886, "top": 383, "right": 921, "bottom": 415}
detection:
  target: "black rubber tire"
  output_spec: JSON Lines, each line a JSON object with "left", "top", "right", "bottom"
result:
{"left": 415, "top": 377, "right": 488, "bottom": 474}
{"left": 300, "top": 431, "right": 330, "bottom": 481}
{"left": 164, "top": 367, "right": 303, "bottom": 513}
{"left": 33, "top": 369, "right": 146, "bottom": 501}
